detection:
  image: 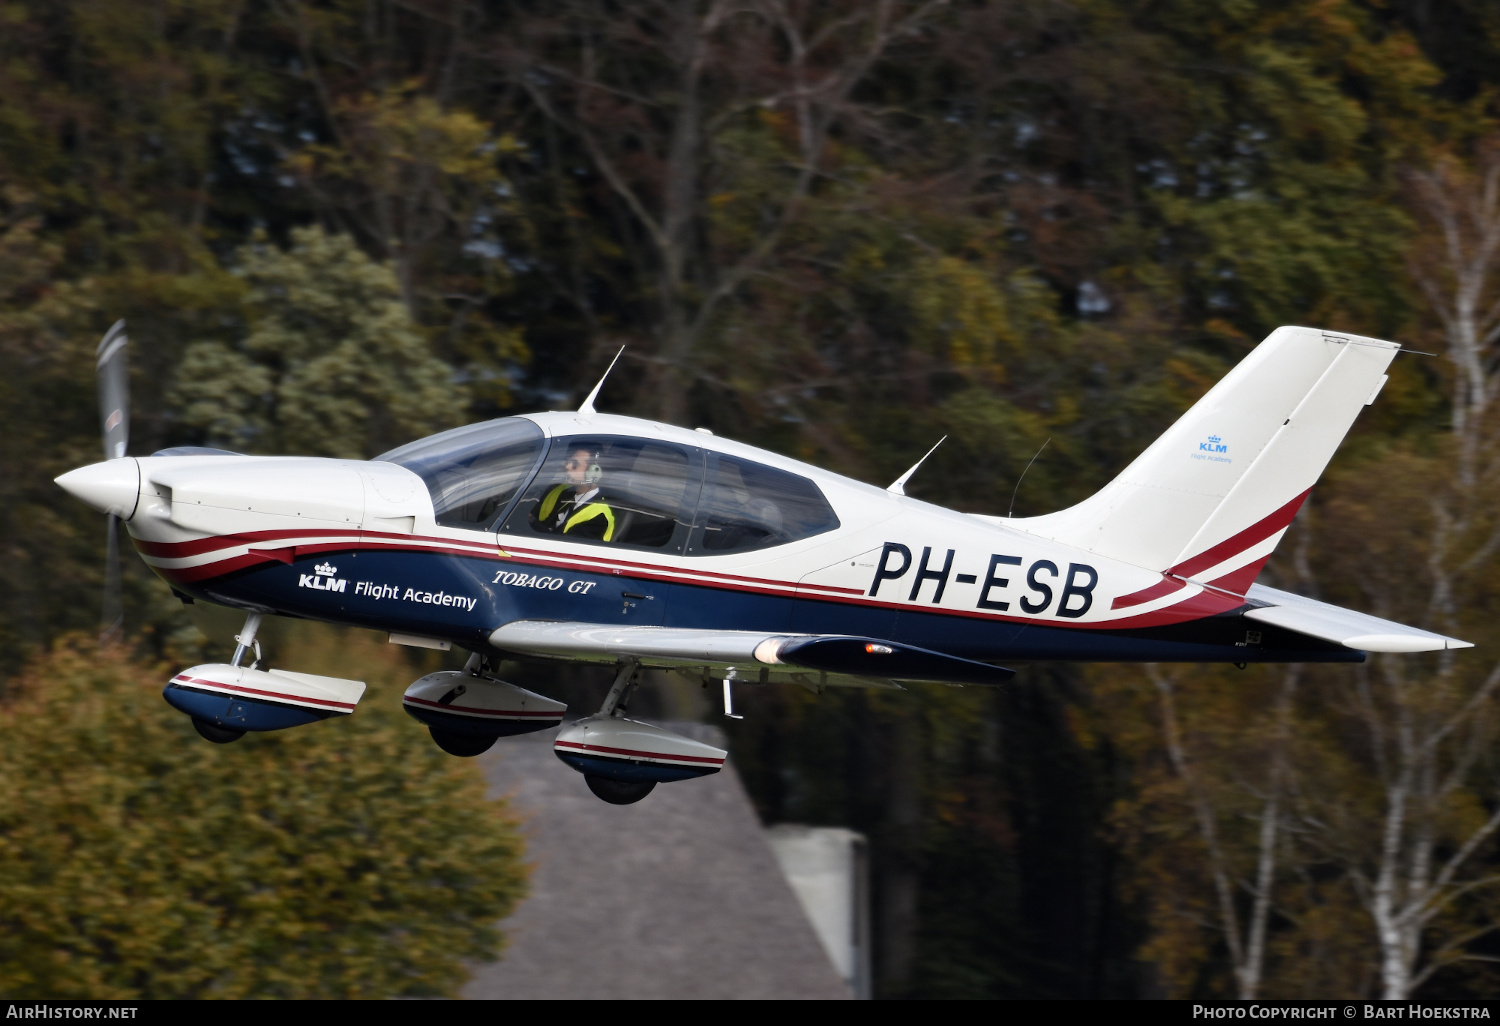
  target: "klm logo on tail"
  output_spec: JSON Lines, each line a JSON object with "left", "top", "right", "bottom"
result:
{"left": 1193, "top": 434, "right": 1231, "bottom": 464}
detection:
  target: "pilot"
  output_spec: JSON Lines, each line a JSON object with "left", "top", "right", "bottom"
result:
{"left": 530, "top": 445, "right": 618, "bottom": 541}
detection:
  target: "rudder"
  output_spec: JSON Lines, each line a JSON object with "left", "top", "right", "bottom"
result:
{"left": 1013, "top": 326, "right": 1399, "bottom": 594}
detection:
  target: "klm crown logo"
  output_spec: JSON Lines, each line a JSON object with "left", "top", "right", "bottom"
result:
{"left": 1199, "top": 435, "right": 1228, "bottom": 454}
{"left": 300, "top": 562, "right": 347, "bottom": 593}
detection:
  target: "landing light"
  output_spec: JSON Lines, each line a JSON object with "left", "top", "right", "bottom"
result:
{"left": 752, "top": 637, "right": 786, "bottom": 664}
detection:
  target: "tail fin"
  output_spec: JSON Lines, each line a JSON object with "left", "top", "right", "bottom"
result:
{"left": 1014, "top": 326, "right": 1399, "bottom": 593}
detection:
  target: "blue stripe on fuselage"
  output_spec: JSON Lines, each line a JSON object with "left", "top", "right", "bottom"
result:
{"left": 188, "top": 549, "right": 1362, "bottom": 665}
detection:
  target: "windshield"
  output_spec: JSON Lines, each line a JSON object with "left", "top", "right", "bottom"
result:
{"left": 377, "top": 418, "right": 546, "bottom": 530}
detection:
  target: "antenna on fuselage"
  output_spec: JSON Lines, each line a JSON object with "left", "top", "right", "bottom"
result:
{"left": 887, "top": 436, "right": 946, "bottom": 496}
{"left": 578, "top": 346, "right": 626, "bottom": 417}
{"left": 1007, "top": 437, "right": 1050, "bottom": 519}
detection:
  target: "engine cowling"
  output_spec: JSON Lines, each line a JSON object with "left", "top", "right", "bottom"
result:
{"left": 553, "top": 715, "right": 727, "bottom": 783}
{"left": 402, "top": 671, "right": 566, "bottom": 738}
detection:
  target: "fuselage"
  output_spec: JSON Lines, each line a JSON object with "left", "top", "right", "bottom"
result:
{"left": 106, "top": 412, "right": 1355, "bottom": 665}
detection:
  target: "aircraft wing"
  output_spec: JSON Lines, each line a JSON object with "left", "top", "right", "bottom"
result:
{"left": 487, "top": 620, "right": 1014, "bottom": 688}
{"left": 1244, "top": 584, "right": 1473, "bottom": 653}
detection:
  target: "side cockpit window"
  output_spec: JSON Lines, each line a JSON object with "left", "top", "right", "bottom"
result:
{"left": 500, "top": 435, "right": 701, "bottom": 551}
{"left": 377, "top": 418, "right": 546, "bottom": 530}
{"left": 688, "top": 454, "right": 839, "bottom": 555}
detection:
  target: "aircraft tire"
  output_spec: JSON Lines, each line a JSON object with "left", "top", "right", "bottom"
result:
{"left": 584, "top": 774, "right": 657, "bottom": 805}
{"left": 192, "top": 718, "right": 246, "bottom": 744}
{"left": 428, "top": 727, "right": 497, "bottom": 758}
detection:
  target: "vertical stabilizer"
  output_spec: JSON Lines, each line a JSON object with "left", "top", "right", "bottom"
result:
{"left": 1013, "top": 327, "right": 1398, "bottom": 595}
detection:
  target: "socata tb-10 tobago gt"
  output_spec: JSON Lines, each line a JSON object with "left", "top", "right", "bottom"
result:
{"left": 56, "top": 324, "right": 1471, "bottom": 804}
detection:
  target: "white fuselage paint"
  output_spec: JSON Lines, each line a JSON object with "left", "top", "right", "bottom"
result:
{"left": 110, "top": 412, "right": 1267, "bottom": 633}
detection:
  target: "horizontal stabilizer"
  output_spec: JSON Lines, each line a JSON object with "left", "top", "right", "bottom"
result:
{"left": 1244, "top": 584, "right": 1472, "bottom": 653}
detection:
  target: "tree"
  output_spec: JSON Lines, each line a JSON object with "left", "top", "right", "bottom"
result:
{"left": 171, "top": 225, "right": 467, "bottom": 458}
{"left": 1091, "top": 522, "right": 1318, "bottom": 999}
{"left": 0, "top": 630, "right": 528, "bottom": 998}
{"left": 271, "top": 0, "right": 530, "bottom": 411}
{"left": 507, "top": 0, "right": 949, "bottom": 423}
{"left": 1313, "top": 139, "right": 1500, "bottom": 999}
{"left": 1093, "top": 139, "right": 1500, "bottom": 1000}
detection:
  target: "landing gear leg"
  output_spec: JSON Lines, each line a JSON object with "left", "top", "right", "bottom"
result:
{"left": 426, "top": 652, "right": 497, "bottom": 756}
{"left": 189, "top": 611, "right": 265, "bottom": 745}
{"left": 231, "top": 612, "right": 263, "bottom": 668}
{"left": 598, "top": 658, "right": 641, "bottom": 718}
{"left": 579, "top": 659, "right": 656, "bottom": 803}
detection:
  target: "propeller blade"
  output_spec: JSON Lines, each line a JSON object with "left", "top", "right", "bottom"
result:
{"left": 97, "top": 319, "right": 129, "bottom": 460}
{"left": 102, "top": 515, "right": 123, "bottom": 644}
{"left": 96, "top": 320, "right": 129, "bottom": 643}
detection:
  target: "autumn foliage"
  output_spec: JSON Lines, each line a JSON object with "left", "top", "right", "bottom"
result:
{"left": 0, "top": 634, "right": 527, "bottom": 998}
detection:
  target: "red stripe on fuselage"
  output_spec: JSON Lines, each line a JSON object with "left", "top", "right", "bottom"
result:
{"left": 1167, "top": 490, "right": 1309, "bottom": 581}
{"left": 1205, "top": 554, "right": 1272, "bottom": 597}
{"left": 1111, "top": 574, "right": 1187, "bottom": 610}
{"left": 133, "top": 529, "right": 860, "bottom": 595}
{"left": 1110, "top": 493, "right": 1307, "bottom": 610}
{"left": 145, "top": 528, "right": 1256, "bottom": 631}
{"left": 495, "top": 542, "right": 863, "bottom": 596}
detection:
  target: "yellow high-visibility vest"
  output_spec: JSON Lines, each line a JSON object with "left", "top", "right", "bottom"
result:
{"left": 564, "top": 502, "right": 616, "bottom": 541}
{"left": 538, "top": 484, "right": 569, "bottom": 521}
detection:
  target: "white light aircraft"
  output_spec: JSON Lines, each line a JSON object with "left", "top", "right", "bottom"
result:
{"left": 56, "top": 325, "right": 1470, "bottom": 803}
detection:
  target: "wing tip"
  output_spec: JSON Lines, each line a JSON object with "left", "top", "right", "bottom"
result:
{"left": 1343, "top": 633, "right": 1474, "bottom": 654}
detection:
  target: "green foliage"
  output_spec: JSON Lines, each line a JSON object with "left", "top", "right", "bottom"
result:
{"left": 0, "top": 631, "right": 527, "bottom": 998}
{"left": 171, "top": 227, "right": 467, "bottom": 458}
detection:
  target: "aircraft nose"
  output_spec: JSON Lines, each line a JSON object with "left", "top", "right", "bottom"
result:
{"left": 55, "top": 458, "right": 141, "bottom": 520}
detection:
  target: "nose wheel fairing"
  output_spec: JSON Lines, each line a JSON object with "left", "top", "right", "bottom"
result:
{"left": 165, "top": 682, "right": 338, "bottom": 733}
{"left": 163, "top": 664, "right": 366, "bottom": 734}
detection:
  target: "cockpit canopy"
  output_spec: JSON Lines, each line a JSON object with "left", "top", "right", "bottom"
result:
{"left": 377, "top": 417, "right": 839, "bottom": 554}
{"left": 377, "top": 418, "right": 546, "bottom": 529}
